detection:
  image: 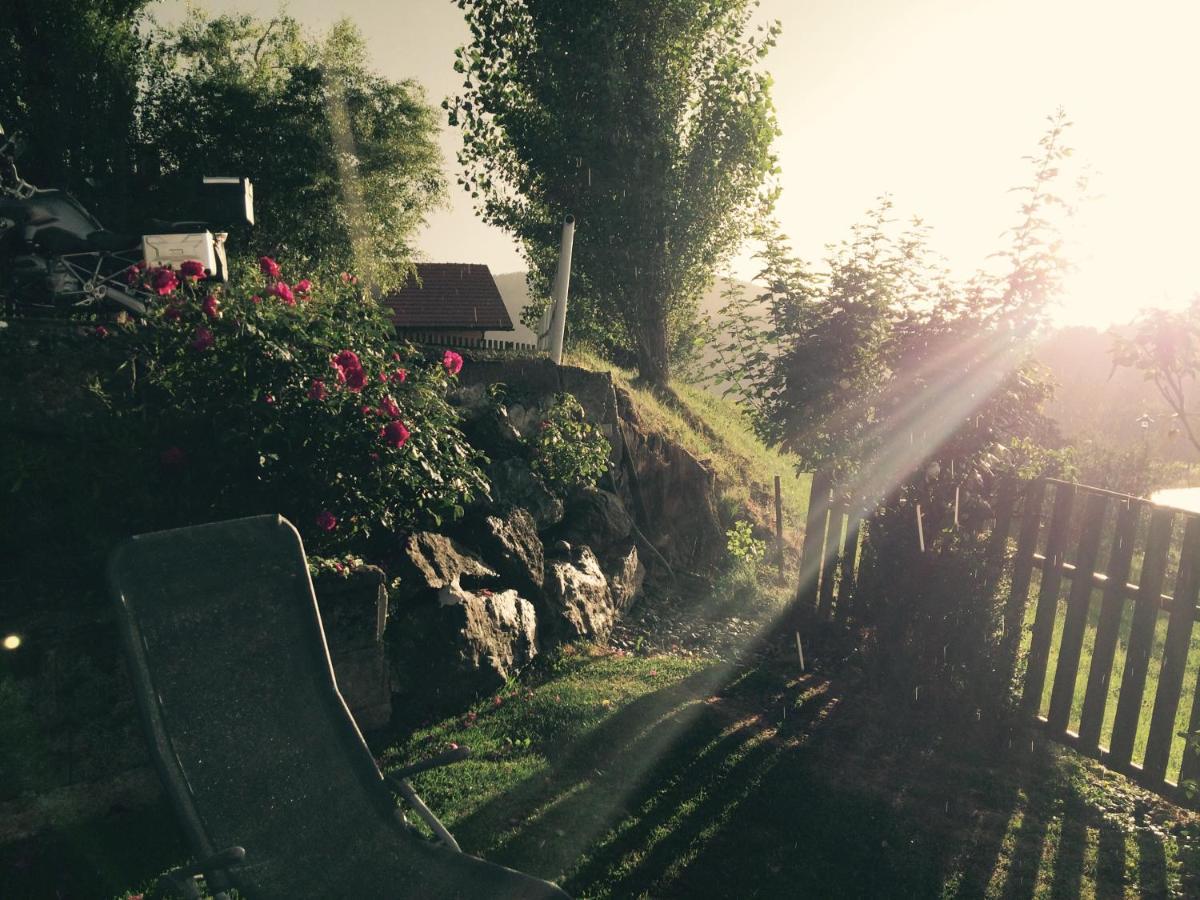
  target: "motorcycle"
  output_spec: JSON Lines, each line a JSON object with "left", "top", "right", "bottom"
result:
{"left": 0, "top": 125, "right": 246, "bottom": 318}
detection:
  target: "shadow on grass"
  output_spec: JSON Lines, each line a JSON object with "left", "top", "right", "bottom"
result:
{"left": 2, "top": 648, "right": 1190, "bottom": 899}
{"left": 458, "top": 651, "right": 1190, "bottom": 899}
{"left": 455, "top": 654, "right": 961, "bottom": 897}
{"left": 1137, "top": 827, "right": 1169, "bottom": 898}
{"left": 0, "top": 800, "right": 183, "bottom": 900}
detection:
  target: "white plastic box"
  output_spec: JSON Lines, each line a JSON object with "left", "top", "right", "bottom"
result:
{"left": 142, "top": 231, "right": 217, "bottom": 275}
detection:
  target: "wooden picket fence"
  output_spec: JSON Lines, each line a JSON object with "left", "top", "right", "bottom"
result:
{"left": 1010, "top": 478, "right": 1200, "bottom": 801}
{"left": 797, "top": 472, "right": 1200, "bottom": 803}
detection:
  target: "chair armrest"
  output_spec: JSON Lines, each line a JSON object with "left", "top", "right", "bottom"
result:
{"left": 388, "top": 745, "right": 471, "bottom": 780}
{"left": 157, "top": 846, "right": 246, "bottom": 899}
{"left": 385, "top": 748, "right": 470, "bottom": 854}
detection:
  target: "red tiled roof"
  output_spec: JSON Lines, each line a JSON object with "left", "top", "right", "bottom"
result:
{"left": 379, "top": 263, "right": 514, "bottom": 331}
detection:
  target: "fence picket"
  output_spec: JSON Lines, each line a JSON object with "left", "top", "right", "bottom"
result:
{"left": 1003, "top": 480, "right": 1046, "bottom": 662}
{"left": 836, "top": 514, "right": 862, "bottom": 621}
{"left": 818, "top": 504, "right": 844, "bottom": 617}
{"left": 1143, "top": 517, "right": 1200, "bottom": 782}
{"left": 987, "top": 480, "right": 1017, "bottom": 569}
{"left": 1109, "top": 508, "right": 1175, "bottom": 769}
{"left": 1078, "top": 499, "right": 1140, "bottom": 752}
{"left": 1022, "top": 481, "right": 1076, "bottom": 714}
{"left": 1178, "top": 645, "right": 1200, "bottom": 785}
{"left": 1047, "top": 492, "right": 1110, "bottom": 734}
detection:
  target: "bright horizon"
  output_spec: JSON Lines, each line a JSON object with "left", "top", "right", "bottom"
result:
{"left": 157, "top": 0, "right": 1200, "bottom": 331}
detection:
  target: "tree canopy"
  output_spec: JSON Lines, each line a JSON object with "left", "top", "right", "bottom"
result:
{"left": 140, "top": 12, "right": 445, "bottom": 289}
{"left": 0, "top": 5, "right": 445, "bottom": 288}
{"left": 0, "top": 0, "right": 151, "bottom": 230}
{"left": 710, "top": 111, "right": 1080, "bottom": 495}
{"left": 450, "top": 0, "right": 780, "bottom": 385}
{"left": 1111, "top": 297, "right": 1200, "bottom": 456}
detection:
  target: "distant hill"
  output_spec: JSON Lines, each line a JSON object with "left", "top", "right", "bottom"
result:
{"left": 489, "top": 272, "right": 539, "bottom": 345}
{"left": 1034, "top": 325, "right": 1192, "bottom": 459}
{"left": 488, "top": 270, "right": 764, "bottom": 368}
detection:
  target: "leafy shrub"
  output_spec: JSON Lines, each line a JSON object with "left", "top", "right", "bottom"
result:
{"left": 529, "top": 393, "right": 610, "bottom": 493}
{"left": 726, "top": 520, "right": 767, "bottom": 566}
{"left": 54, "top": 258, "right": 487, "bottom": 556}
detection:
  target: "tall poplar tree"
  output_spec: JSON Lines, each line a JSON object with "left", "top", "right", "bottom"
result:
{"left": 450, "top": 0, "right": 780, "bottom": 386}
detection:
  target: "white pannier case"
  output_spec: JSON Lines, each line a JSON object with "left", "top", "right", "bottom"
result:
{"left": 143, "top": 230, "right": 229, "bottom": 281}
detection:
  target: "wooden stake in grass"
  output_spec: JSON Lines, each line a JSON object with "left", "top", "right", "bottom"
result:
{"left": 795, "top": 631, "right": 805, "bottom": 672}
{"left": 916, "top": 503, "right": 926, "bottom": 552}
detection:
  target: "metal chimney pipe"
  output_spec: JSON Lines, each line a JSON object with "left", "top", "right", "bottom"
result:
{"left": 548, "top": 215, "right": 575, "bottom": 365}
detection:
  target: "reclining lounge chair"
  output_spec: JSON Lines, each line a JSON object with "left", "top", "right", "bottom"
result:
{"left": 109, "top": 514, "right": 568, "bottom": 899}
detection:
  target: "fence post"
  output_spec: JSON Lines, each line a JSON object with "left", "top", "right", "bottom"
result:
{"left": 774, "top": 475, "right": 784, "bottom": 573}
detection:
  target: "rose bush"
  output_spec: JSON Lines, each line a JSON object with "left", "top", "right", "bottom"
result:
{"left": 103, "top": 257, "right": 489, "bottom": 554}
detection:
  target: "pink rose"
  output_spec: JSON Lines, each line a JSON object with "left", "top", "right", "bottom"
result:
{"left": 124, "top": 262, "right": 143, "bottom": 285}
{"left": 294, "top": 279, "right": 312, "bottom": 295}
{"left": 380, "top": 419, "right": 410, "bottom": 449}
{"left": 308, "top": 379, "right": 327, "bottom": 401}
{"left": 315, "top": 510, "right": 338, "bottom": 532}
{"left": 149, "top": 266, "right": 179, "bottom": 296}
{"left": 332, "top": 350, "right": 361, "bottom": 372}
{"left": 163, "top": 303, "right": 183, "bottom": 322}
{"left": 251, "top": 294, "right": 262, "bottom": 304}
{"left": 391, "top": 351, "right": 401, "bottom": 361}
{"left": 190, "top": 326, "right": 214, "bottom": 352}
{"left": 179, "top": 259, "right": 206, "bottom": 279}
{"left": 259, "top": 256, "right": 281, "bottom": 278}
{"left": 391, "top": 368, "right": 407, "bottom": 383}
{"left": 270, "top": 281, "right": 296, "bottom": 306}
{"left": 442, "top": 349, "right": 464, "bottom": 376}
{"left": 343, "top": 366, "right": 367, "bottom": 392}
{"left": 263, "top": 393, "right": 276, "bottom": 405}
{"left": 93, "top": 325, "right": 109, "bottom": 338}
{"left": 380, "top": 394, "right": 401, "bottom": 418}
{"left": 202, "top": 294, "right": 221, "bottom": 320}
{"left": 330, "top": 349, "right": 368, "bottom": 390}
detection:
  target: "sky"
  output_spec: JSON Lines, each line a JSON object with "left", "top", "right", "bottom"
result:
{"left": 156, "top": 0, "right": 1200, "bottom": 329}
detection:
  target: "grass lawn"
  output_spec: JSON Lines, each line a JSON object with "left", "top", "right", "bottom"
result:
{"left": 387, "top": 643, "right": 1200, "bottom": 899}
{"left": 13, "top": 639, "right": 1199, "bottom": 899}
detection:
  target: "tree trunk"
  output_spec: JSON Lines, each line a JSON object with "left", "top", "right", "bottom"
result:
{"left": 634, "top": 308, "right": 671, "bottom": 388}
